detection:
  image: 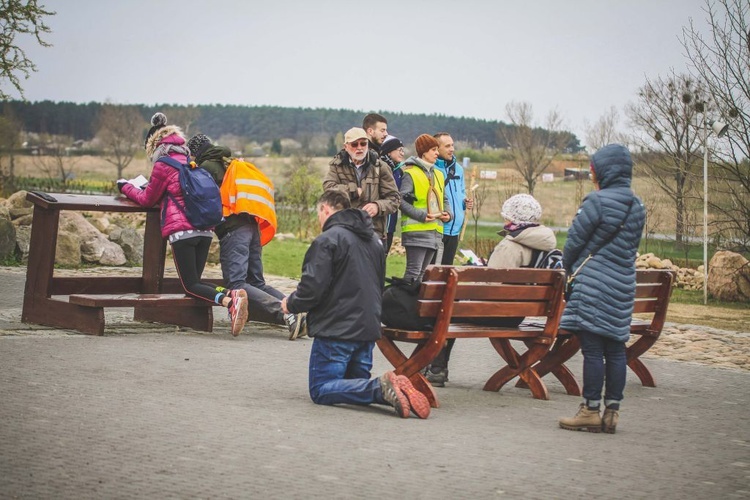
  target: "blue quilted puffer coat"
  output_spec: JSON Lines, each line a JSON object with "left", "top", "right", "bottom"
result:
{"left": 559, "top": 144, "right": 646, "bottom": 342}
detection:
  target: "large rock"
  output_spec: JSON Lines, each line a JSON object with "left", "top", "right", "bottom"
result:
{"left": 5, "top": 190, "right": 32, "bottom": 210}
{"left": 708, "top": 251, "right": 750, "bottom": 302}
{"left": 14, "top": 225, "right": 31, "bottom": 263}
{"left": 108, "top": 227, "right": 144, "bottom": 264}
{"left": 208, "top": 237, "right": 221, "bottom": 264}
{"left": 55, "top": 230, "right": 81, "bottom": 266}
{"left": 59, "top": 211, "right": 126, "bottom": 266}
{"left": 0, "top": 218, "right": 16, "bottom": 260}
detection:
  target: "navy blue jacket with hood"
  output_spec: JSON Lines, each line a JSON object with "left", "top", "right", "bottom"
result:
{"left": 559, "top": 144, "right": 646, "bottom": 342}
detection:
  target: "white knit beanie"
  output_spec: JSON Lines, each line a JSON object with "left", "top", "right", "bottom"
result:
{"left": 501, "top": 194, "right": 542, "bottom": 224}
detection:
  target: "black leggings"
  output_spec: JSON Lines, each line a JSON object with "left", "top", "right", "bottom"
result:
{"left": 171, "top": 236, "right": 224, "bottom": 305}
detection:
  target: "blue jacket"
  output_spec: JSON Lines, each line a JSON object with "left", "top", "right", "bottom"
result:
{"left": 434, "top": 156, "right": 467, "bottom": 236}
{"left": 559, "top": 144, "right": 646, "bottom": 342}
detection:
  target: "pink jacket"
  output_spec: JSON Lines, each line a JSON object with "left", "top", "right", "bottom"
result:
{"left": 120, "top": 133, "right": 197, "bottom": 238}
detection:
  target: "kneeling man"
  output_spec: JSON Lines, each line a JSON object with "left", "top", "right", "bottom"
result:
{"left": 282, "top": 190, "right": 429, "bottom": 419}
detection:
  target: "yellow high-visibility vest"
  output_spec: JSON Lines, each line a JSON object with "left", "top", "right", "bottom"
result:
{"left": 401, "top": 166, "right": 445, "bottom": 234}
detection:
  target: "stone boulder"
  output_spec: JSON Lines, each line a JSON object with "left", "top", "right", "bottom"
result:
{"left": 0, "top": 218, "right": 16, "bottom": 261}
{"left": 59, "top": 211, "right": 126, "bottom": 266}
{"left": 708, "top": 251, "right": 750, "bottom": 302}
{"left": 108, "top": 227, "right": 144, "bottom": 264}
{"left": 208, "top": 237, "right": 221, "bottom": 264}
{"left": 14, "top": 225, "right": 31, "bottom": 263}
{"left": 55, "top": 230, "right": 81, "bottom": 266}
{"left": 5, "top": 190, "right": 32, "bottom": 210}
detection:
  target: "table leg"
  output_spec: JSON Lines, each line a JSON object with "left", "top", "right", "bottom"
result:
{"left": 22, "top": 206, "right": 63, "bottom": 323}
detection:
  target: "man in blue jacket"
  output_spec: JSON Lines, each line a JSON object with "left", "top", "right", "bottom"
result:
{"left": 425, "top": 132, "right": 474, "bottom": 387}
{"left": 433, "top": 132, "right": 474, "bottom": 265}
{"left": 281, "top": 190, "right": 430, "bottom": 419}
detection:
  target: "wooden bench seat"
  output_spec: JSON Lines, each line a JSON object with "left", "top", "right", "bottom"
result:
{"left": 524, "top": 269, "right": 675, "bottom": 395}
{"left": 66, "top": 293, "right": 218, "bottom": 334}
{"left": 377, "top": 266, "right": 566, "bottom": 408}
{"left": 68, "top": 293, "right": 217, "bottom": 307}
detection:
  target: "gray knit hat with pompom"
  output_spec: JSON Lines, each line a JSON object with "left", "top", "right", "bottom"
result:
{"left": 501, "top": 193, "right": 542, "bottom": 224}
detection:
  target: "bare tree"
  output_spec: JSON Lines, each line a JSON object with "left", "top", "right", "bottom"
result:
{"left": 0, "top": 110, "right": 21, "bottom": 195}
{"left": 584, "top": 106, "right": 627, "bottom": 151}
{"left": 0, "top": 0, "right": 54, "bottom": 99}
{"left": 281, "top": 152, "right": 322, "bottom": 239}
{"left": 96, "top": 104, "right": 143, "bottom": 179}
{"left": 163, "top": 106, "right": 201, "bottom": 136}
{"left": 682, "top": 0, "right": 750, "bottom": 250}
{"left": 500, "top": 101, "right": 567, "bottom": 195}
{"left": 626, "top": 72, "right": 710, "bottom": 247}
{"left": 32, "top": 134, "right": 77, "bottom": 182}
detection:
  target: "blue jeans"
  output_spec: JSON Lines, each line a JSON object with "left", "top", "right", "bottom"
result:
{"left": 220, "top": 221, "right": 286, "bottom": 324}
{"left": 308, "top": 338, "right": 385, "bottom": 406}
{"left": 578, "top": 330, "right": 627, "bottom": 407}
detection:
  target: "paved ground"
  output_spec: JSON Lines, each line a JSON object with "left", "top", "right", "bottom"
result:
{"left": 1, "top": 270, "right": 749, "bottom": 499}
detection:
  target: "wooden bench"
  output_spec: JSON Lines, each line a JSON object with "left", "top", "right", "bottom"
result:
{"left": 377, "top": 266, "right": 567, "bottom": 408}
{"left": 525, "top": 269, "right": 675, "bottom": 395}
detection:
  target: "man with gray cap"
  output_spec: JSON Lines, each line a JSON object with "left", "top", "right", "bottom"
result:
{"left": 323, "top": 127, "right": 400, "bottom": 243}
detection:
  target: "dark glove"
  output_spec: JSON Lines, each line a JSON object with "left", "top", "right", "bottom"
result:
{"left": 116, "top": 179, "right": 127, "bottom": 193}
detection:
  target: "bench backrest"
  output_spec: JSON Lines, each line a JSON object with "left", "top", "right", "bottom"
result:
{"left": 633, "top": 269, "right": 675, "bottom": 334}
{"left": 416, "top": 266, "right": 567, "bottom": 338}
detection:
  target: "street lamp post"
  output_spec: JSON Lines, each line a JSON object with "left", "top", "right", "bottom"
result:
{"left": 701, "top": 117, "right": 728, "bottom": 305}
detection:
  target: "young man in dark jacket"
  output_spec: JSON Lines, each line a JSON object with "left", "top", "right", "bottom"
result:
{"left": 281, "top": 190, "right": 430, "bottom": 419}
{"left": 187, "top": 134, "right": 305, "bottom": 340}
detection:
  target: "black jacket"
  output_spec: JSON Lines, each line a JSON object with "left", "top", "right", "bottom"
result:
{"left": 286, "top": 208, "right": 385, "bottom": 341}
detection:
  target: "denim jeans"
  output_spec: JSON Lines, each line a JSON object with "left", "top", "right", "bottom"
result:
{"left": 220, "top": 221, "right": 286, "bottom": 324}
{"left": 308, "top": 338, "right": 385, "bottom": 406}
{"left": 577, "top": 330, "right": 627, "bottom": 406}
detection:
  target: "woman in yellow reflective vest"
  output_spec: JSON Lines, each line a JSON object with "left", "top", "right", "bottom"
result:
{"left": 399, "top": 134, "right": 453, "bottom": 281}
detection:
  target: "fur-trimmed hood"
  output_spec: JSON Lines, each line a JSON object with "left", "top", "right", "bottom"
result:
{"left": 145, "top": 125, "right": 186, "bottom": 160}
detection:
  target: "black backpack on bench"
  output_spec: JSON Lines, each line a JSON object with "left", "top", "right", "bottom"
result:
{"left": 381, "top": 276, "right": 435, "bottom": 331}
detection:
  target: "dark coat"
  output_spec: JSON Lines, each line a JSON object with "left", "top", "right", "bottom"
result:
{"left": 286, "top": 208, "right": 385, "bottom": 342}
{"left": 559, "top": 144, "right": 646, "bottom": 342}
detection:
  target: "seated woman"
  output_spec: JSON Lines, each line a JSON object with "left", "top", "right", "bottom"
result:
{"left": 425, "top": 193, "right": 557, "bottom": 387}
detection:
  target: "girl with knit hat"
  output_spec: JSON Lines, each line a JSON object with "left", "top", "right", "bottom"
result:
{"left": 117, "top": 113, "right": 249, "bottom": 337}
{"left": 399, "top": 134, "right": 452, "bottom": 281}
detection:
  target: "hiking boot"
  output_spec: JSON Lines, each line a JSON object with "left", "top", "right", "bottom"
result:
{"left": 379, "top": 371, "right": 410, "bottom": 418}
{"left": 396, "top": 375, "right": 430, "bottom": 419}
{"left": 602, "top": 407, "right": 619, "bottom": 434}
{"left": 559, "top": 404, "right": 602, "bottom": 433}
{"left": 227, "top": 289, "right": 248, "bottom": 337}
{"left": 285, "top": 313, "right": 304, "bottom": 340}
{"left": 424, "top": 366, "right": 448, "bottom": 388}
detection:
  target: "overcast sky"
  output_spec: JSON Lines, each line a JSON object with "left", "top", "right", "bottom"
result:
{"left": 13, "top": 0, "right": 711, "bottom": 142}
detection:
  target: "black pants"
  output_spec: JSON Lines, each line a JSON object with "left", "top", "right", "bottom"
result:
{"left": 171, "top": 236, "right": 224, "bottom": 304}
{"left": 430, "top": 234, "right": 460, "bottom": 265}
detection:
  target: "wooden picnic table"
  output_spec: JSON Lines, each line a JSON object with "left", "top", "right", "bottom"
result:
{"left": 21, "top": 192, "right": 219, "bottom": 335}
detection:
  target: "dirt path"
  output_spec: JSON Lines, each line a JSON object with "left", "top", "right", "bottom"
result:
{"left": 663, "top": 302, "right": 749, "bottom": 332}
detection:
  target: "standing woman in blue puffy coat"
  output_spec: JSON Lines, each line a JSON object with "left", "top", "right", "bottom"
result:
{"left": 558, "top": 144, "right": 645, "bottom": 434}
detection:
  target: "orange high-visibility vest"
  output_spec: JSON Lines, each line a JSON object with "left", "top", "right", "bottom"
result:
{"left": 220, "top": 159, "right": 277, "bottom": 246}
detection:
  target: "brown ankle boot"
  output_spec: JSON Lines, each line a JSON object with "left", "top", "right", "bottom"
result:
{"left": 559, "top": 403, "right": 602, "bottom": 433}
{"left": 602, "top": 407, "right": 619, "bottom": 434}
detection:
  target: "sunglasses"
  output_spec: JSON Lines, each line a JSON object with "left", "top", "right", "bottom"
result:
{"left": 348, "top": 140, "right": 368, "bottom": 148}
